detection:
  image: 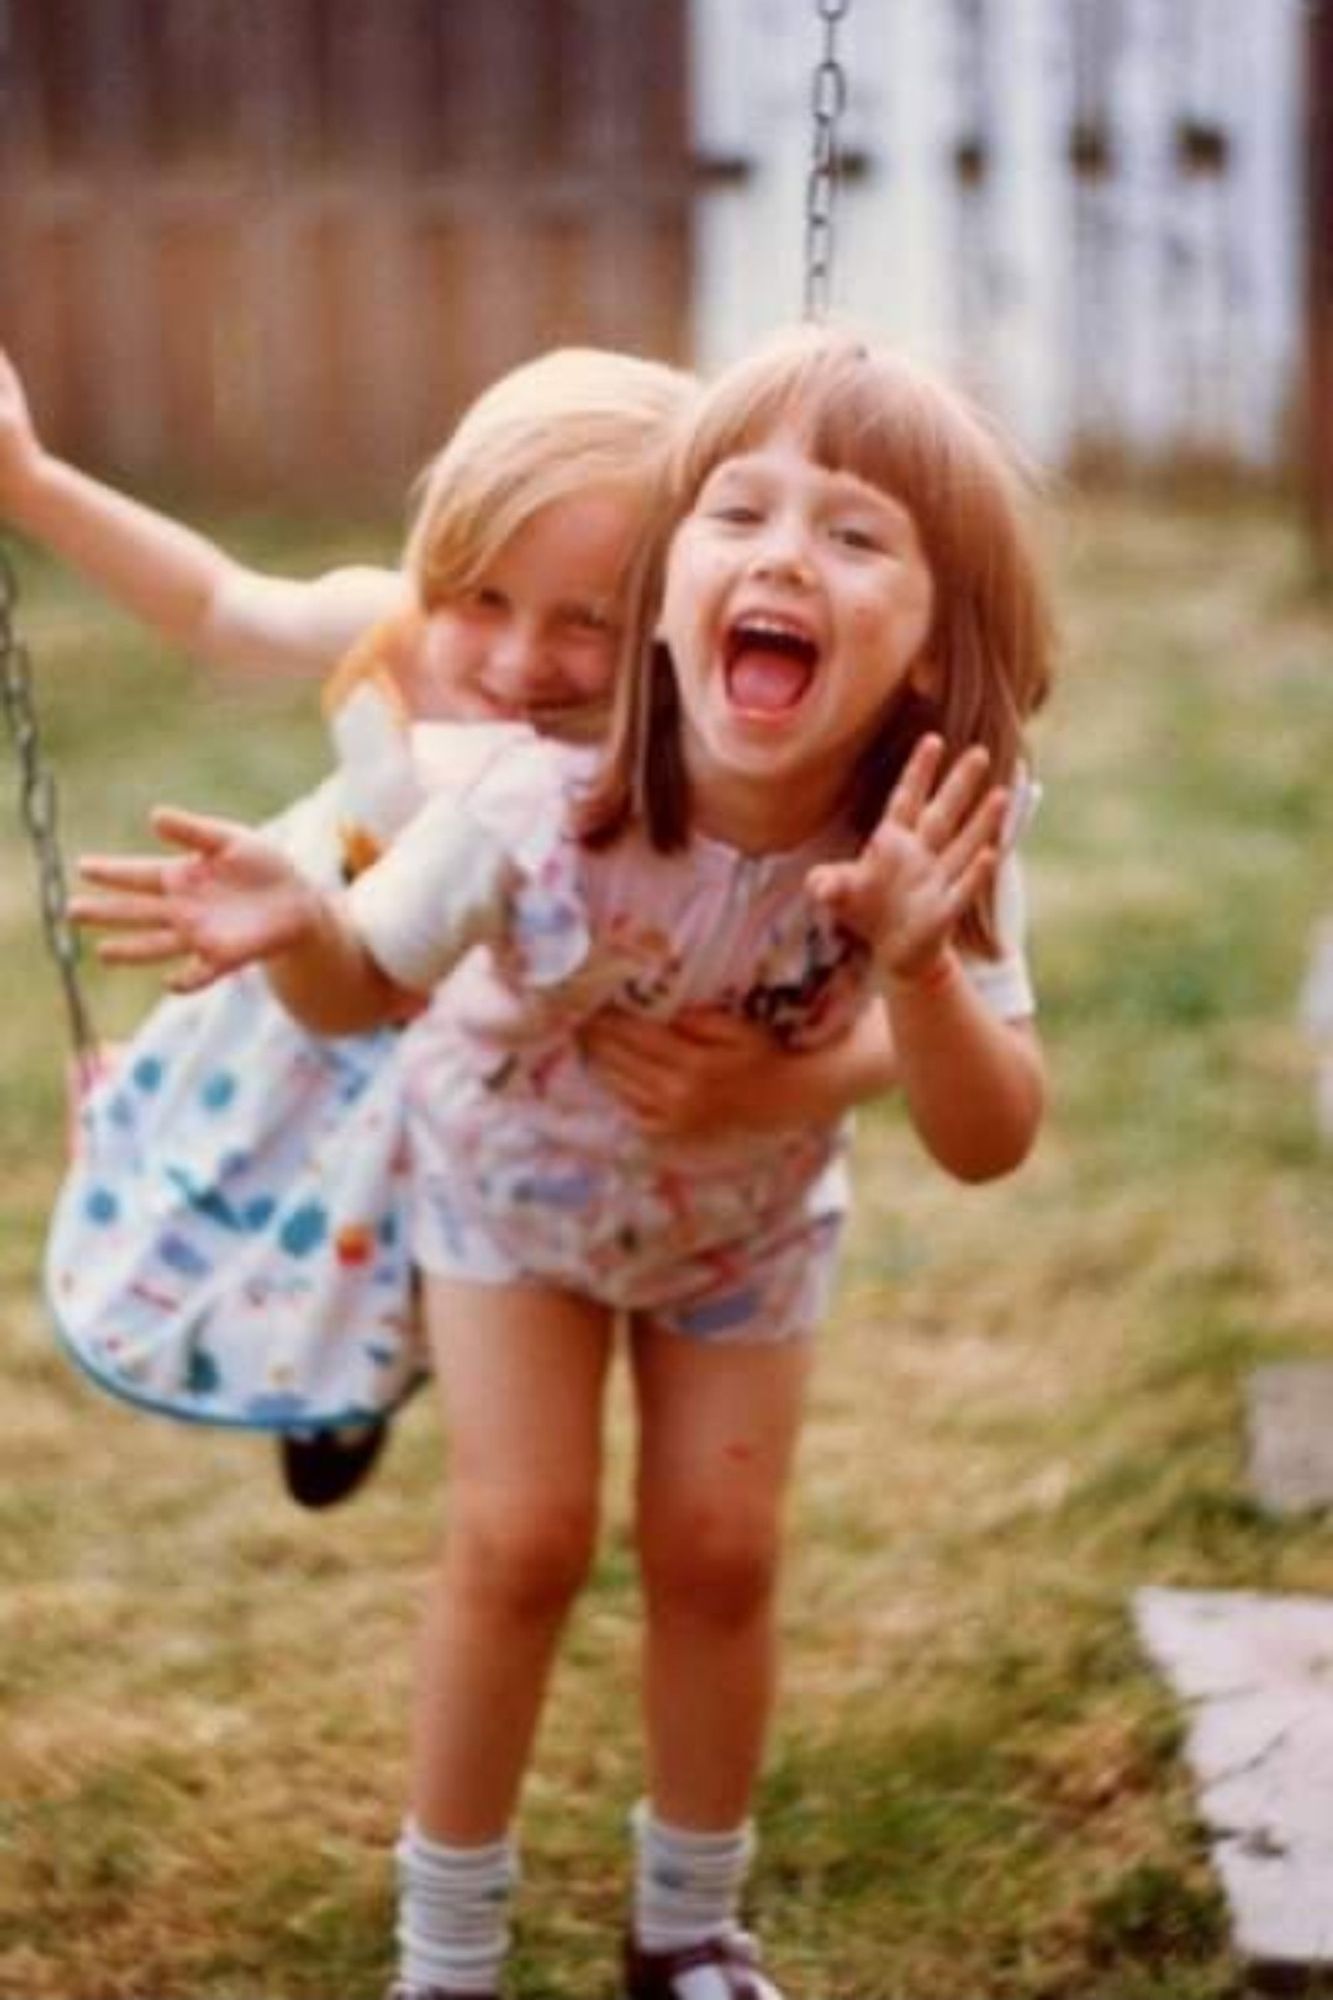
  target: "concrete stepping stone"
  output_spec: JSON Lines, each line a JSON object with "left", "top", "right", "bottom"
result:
{"left": 1246, "top": 1362, "right": 1333, "bottom": 1514}
{"left": 1134, "top": 1586, "right": 1333, "bottom": 1988}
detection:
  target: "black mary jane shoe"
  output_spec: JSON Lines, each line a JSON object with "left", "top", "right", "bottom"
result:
{"left": 279, "top": 1420, "right": 389, "bottom": 1509}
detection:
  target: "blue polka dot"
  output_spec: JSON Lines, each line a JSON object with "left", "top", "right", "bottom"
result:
{"left": 279, "top": 1203, "right": 328, "bottom": 1258}
{"left": 132, "top": 1056, "right": 165, "bottom": 1092}
{"left": 200, "top": 1072, "right": 237, "bottom": 1112}
{"left": 243, "top": 1196, "right": 277, "bottom": 1232}
{"left": 159, "top": 1233, "right": 210, "bottom": 1278}
{"left": 85, "top": 1186, "right": 119, "bottom": 1225}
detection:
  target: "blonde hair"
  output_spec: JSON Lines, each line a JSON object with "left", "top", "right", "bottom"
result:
{"left": 403, "top": 348, "right": 698, "bottom": 611}
{"left": 583, "top": 324, "right": 1055, "bottom": 953}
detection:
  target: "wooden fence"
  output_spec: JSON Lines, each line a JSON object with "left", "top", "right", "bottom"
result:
{"left": 0, "top": 0, "right": 692, "bottom": 502}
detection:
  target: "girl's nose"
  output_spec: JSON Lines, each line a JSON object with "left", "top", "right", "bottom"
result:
{"left": 490, "top": 622, "right": 543, "bottom": 691}
{"left": 749, "top": 522, "right": 814, "bottom": 584}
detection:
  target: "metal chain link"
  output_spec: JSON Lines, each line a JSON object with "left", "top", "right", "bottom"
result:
{"left": 803, "top": 0, "right": 852, "bottom": 320}
{"left": 0, "top": 544, "right": 100, "bottom": 1070}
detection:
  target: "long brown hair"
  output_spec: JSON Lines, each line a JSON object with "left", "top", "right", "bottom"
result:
{"left": 580, "top": 325, "right": 1054, "bottom": 953}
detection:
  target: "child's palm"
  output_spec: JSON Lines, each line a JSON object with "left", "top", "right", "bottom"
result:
{"left": 829, "top": 820, "right": 960, "bottom": 971}
{"left": 808, "top": 736, "right": 1008, "bottom": 978}
{"left": 163, "top": 829, "right": 310, "bottom": 968}
{"left": 73, "top": 808, "right": 315, "bottom": 992}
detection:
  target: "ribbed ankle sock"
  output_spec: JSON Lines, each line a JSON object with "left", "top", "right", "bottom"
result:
{"left": 630, "top": 1799, "right": 755, "bottom": 1953}
{"left": 394, "top": 1818, "right": 517, "bottom": 1995}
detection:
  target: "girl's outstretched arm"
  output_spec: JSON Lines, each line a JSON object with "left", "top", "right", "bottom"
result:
{"left": 808, "top": 736, "right": 1045, "bottom": 1182}
{"left": 72, "top": 808, "right": 406, "bottom": 1034}
{"left": 0, "top": 345, "right": 404, "bottom": 678}
{"left": 74, "top": 783, "right": 514, "bottom": 1034}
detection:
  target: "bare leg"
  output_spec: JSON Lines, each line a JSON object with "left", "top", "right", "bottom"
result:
{"left": 411, "top": 1276, "right": 615, "bottom": 1843}
{"left": 631, "top": 1323, "right": 813, "bottom": 1830}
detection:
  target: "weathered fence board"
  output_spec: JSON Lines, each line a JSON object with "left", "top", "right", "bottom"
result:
{"left": 0, "top": 0, "right": 692, "bottom": 501}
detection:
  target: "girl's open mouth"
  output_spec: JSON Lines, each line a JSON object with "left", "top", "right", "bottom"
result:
{"left": 723, "top": 617, "right": 820, "bottom": 715}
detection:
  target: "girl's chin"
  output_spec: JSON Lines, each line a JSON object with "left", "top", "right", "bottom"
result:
{"left": 715, "top": 688, "right": 815, "bottom": 740}
{"left": 726, "top": 708, "right": 805, "bottom": 736}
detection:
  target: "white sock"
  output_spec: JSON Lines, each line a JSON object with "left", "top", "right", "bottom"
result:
{"left": 630, "top": 1799, "right": 755, "bottom": 1953}
{"left": 394, "top": 1819, "right": 518, "bottom": 1995}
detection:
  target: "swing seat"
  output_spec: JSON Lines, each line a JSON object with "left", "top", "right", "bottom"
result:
{"left": 47, "top": 962, "right": 428, "bottom": 1431}
{"left": 44, "top": 774, "right": 430, "bottom": 1433}
{"left": 37, "top": 633, "right": 450, "bottom": 1432}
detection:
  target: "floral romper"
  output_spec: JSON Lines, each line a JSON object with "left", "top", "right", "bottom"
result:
{"left": 348, "top": 730, "right": 1036, "bottom": 1342}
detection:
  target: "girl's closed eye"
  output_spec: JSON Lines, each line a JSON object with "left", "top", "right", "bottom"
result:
{"left": 561, "top": 603, "right": 614, "bottom": 635}
{"left": 696, "top": 466, "right": 765, "bottom": 526}
{"left": 829, "top": 522, "right": 885, "bottom": 553}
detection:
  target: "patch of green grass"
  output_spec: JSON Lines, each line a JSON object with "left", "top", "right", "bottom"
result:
{"left": 3, "top": 496, "right": 1333, "bottom": 1997}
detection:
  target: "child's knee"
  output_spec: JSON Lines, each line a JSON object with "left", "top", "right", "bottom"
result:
{"left": 447, "top": 1488, "right": 599, "bottom": 1621}
{"left": 638, "top": 1498, "right": 783, "bottom": 1626}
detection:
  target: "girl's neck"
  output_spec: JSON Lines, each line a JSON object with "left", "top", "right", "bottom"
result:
{"left": 689, "top": 770, "right": 842, "bottom": 856}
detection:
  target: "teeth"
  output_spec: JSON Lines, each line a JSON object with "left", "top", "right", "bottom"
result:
{"left": 728, "top": 615, "right": 818, "bottom": 664}
{"left": 737, "top": 615, "right": 811, "bottom": 642}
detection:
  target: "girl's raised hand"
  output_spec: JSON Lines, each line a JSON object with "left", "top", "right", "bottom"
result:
{"left": 807, "top": 736, "right": 1008, "bottom": 982}
{"left": 72, "top": 808, "right": 320, "bottom": 994}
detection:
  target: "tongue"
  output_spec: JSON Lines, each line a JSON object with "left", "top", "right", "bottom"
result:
{"left": 727, "top": 646, "right": 811, "bottom": 713}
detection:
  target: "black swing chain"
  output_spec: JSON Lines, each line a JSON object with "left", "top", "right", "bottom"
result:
{"left": 0, "top": 544, "right": 100, "bottom": 1069}
{"left": 803, "top": 0, "right": 852, "bottom": 321}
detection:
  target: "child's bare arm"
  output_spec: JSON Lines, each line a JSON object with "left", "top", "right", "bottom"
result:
{"left": 73, "top": 780, "right": 513, "bottom": 1035}
{"left": 0, "top": 346, "right": 405, "bottom": 678}
{"left": 581, "top": 1000, "right": 897, "bottom": 1139}
{"left": 72, "top": 808, "right": 406, "bottom": 1034}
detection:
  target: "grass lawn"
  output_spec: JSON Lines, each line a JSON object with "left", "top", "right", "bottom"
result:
{"left": 2, "top": 495, "right": 1332, "bottom": 1999}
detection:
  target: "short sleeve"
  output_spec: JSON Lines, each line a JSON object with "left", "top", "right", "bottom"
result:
{"left": 344, "top": 789, "right": 513, "bottom": 992}
{"left": 959, "top": 850, "right": 1035, "bottom": 1020}
{"left": 345, "top": 731, "right": 593, "bottom": 995}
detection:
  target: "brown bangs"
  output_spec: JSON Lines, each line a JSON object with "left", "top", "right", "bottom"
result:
{"left": 671, "top": 337, "right": 950, "bottom": 540}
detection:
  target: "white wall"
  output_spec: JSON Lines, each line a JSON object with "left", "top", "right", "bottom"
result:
{"left": 689, "top": 0, "right": 1306, "bottom": 470}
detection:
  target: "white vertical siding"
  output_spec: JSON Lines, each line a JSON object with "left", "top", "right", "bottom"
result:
{"left": 688, "top": 0, "right": 810, "bottom": 370}
{"left": 689, "top": 0, "right": 1306, "bottom": 471}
